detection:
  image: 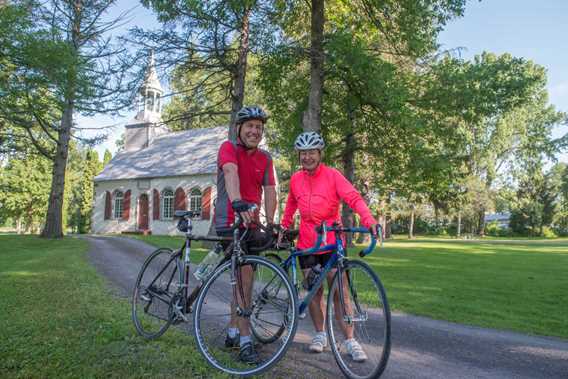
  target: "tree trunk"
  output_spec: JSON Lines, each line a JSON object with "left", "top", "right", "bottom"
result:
{"left": 228, "top": 9, "right": 250, "bottom": 142}
{"left": 16, "top": 217, "right": 22, "bottom": 234}
{"left": 408, "top": 204, "right": 415, "bottom": 239}
{"left": 457, "top": 211, "right": 461, "bottom": 238}
{"left": 41, "top": 105, "right": 73, "bottom": 238}
{"left": 302, "top": 0, "right": 324, "bottom": 132}
{"left": 341, "top": 130, "right": 355, "bottom": 247}
{"left": 385, "top": 195, "right": 392, "bottom": 239}
{"left": 477, "top": 207, "right": 485, "bottom": 237}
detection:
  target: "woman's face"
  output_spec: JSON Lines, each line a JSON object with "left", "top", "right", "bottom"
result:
{"left": 299, "top": 149, "right": 322, "bottom": 172}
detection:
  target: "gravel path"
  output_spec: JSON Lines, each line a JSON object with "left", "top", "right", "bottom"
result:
{"left": 84, "top": 235, "right": 568, "bottom": 378}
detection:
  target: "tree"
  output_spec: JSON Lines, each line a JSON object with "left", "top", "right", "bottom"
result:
{"left": 103, "top": 149, "right": 112, "bottom": 167}
{"left": 259, "top": 1, "right": 468, "bottom": 237}
{"left": 77, "top": 149, "right": 100, "bottom": 233}
{"left": 0, "top": 153, "right": 51, "bottom": 233}
{"left": 137, "top": 0, "right": 280, "bottom": 139}
{"left": 0, "top": 0, "right": 132, "bottom": 238}
{"left": 422, "top": 52, "right": 566, "bottom": 235}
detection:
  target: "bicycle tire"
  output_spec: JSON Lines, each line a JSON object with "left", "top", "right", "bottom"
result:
{"left": 326, "top": 259, "right": 391, "bottom": 379}
{"left": 250, "top": 251, "right": 287, "bottom": 344}
{"left": 193, "top": 255, "right": 298, "bottom": 377}
{"left": 132, "top": 248, "right": 180, "bottom": 339}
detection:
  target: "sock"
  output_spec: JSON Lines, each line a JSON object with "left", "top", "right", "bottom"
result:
{"left": 316, "top": 331, "right": 327, "bottom": 338}
{"left": 228, "top": 328, "right": 238, "bottom": 338}
{"left": 240, "top": 335, "right": 252, "bottom": 347}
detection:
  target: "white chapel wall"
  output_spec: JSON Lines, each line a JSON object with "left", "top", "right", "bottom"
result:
{"left": 93, "top": 174, "right": 216, "bottom": 236}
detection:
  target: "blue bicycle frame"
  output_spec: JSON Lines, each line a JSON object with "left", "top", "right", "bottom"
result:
{"left": 281, "top": 224, "right": 381, "bottom": 316}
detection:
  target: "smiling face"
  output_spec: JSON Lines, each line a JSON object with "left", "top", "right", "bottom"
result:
{"left": 239, "top": 119, "right": 264, "bottom": 148}
{"left": 299, "top": 149, "right": 322, "bottom": 173}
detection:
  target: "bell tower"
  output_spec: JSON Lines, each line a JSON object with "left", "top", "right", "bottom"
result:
{"left": 124, "top": 51, "right": 168, "bottom": 152}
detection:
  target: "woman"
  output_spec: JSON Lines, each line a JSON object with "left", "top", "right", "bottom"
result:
{"left": 280, "top": 131, "right": 378, "bottom": 362}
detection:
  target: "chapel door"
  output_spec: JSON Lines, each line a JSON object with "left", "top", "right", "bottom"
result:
{"left": 138, "top": 194, "right": 149, "bottom": 231}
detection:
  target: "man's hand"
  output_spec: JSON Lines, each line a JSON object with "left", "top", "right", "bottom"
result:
{"left": 277, "top": 227, "right": 287, "bottom": 247}
{"left": 232, "top": 199, "right": 254, "bottom": 224}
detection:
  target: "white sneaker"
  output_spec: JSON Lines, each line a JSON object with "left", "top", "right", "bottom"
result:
{"left": 345, "top": 339, "right": 368, "bottom": 362}
{"left": 309, "top": 332, "right": 328, "bottom": 353}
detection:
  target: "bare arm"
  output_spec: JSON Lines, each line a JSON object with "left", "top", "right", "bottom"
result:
{"left": 222, "top": 162, "right": 253, "bottom": 223}
{"left": 263, "top": 185, "right": 277, "bottom": 224}
{"left": 222, "top": 162, "right": 242, "bottom": 202}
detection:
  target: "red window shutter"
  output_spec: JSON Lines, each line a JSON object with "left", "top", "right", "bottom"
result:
{"left": 201, "top": 187, "right": 212, "bottom": 220}
{"left": 123, "top": 190, "right": 131, "bottom": 220}
{"left": 153, "top": 189, "right": 160, "bottom": 220}
{"left": 175, "top": 187, "right": 186, "bottom": 211}
{"left": 104, "top": 191, "right": 112, "bottom": 220}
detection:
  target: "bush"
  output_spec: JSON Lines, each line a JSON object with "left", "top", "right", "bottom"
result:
{"left": 542, "top": 227, "right": 557, "bottom": 238}
{"left": 485, "top": 221, "right": 512, "bottom": 237}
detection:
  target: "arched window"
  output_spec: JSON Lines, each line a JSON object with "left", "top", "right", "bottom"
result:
{"left": 113, "top": 191, "right": 124, "bottom": 219}
{"left": 162, "top": 189, "right": 174, "bottom": 220}
{"left": 189, "top": 188, "right": 202, "bottom": 212}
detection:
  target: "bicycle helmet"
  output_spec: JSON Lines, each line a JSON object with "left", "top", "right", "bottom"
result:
{"left": 294, "top": 131, "right": 325, "bottom": 151}
{"left": 236, "top": 106, "right": 268, "bottom": 124}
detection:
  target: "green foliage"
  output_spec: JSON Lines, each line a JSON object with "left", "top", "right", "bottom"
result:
{"left": 485, "top": 221, "right": 511, "bottom": 237}
{"left": 103, "top": 149, "right": 112, "bottom": 167}
{"left": 0, "top": 154, "right": 51, "bottom": 233}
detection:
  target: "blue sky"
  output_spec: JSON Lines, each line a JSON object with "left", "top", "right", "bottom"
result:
{"left": 85, "top": 0, "right": 568, "bottom": 160}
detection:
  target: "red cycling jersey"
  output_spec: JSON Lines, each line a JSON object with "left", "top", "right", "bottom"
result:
{"left": 214, "top": 140, "right": 275, "bottom": 232}
{"left": 281, "top": 163, "right": 377, "bottom": 252}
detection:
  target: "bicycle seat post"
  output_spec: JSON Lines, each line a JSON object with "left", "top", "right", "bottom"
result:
{"left": 183, "top": 216, "right": 193, "bottom": 265}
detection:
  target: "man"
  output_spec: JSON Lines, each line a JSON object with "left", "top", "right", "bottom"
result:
{"left": 213, "top": 105, "right": 277, "bottom": 364}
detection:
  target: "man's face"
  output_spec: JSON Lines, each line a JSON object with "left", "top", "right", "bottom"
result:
{"left": 239, "top": 119, "right": 264, "bottom": 148}
{"left": 299, "top": 149, "right": 322, "bottom": 172}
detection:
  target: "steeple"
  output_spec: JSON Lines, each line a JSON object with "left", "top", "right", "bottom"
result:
{"left": 136, "top": 50, "right": 164, "bottom": 122}
{"left": 124, "top": 51, "right": 168, "bottom": 152}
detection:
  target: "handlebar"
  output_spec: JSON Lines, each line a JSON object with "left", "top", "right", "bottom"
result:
{"left": 313, "top": 222, "right": 382, "bottom": 258}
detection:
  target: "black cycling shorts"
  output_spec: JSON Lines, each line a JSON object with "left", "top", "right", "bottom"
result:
{"left": 299, "top": 252, "right": 333, "bottom": 270}
{"left": 216, "top": 228, "right": 267, "bottom": 256}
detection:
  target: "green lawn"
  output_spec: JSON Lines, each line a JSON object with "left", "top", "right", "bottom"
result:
{"left": 365, "top": 238, "right": 568, "bottom": 339}
{"left": 0, "top": 235, "right": 226, "bottom": 379}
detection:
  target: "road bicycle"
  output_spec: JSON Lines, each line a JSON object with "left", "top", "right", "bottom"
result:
{"left": 252, "top": 223, "right": 391, "bottom": 379}
{"left": 132, "top": 207, "right": 297, "bottom": 377}
{"left": 192, "top": 207, "right": 298, "bottom": 377}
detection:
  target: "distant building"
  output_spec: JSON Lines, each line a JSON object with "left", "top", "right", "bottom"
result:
{"left": 484, "top": 212, "right": 511, "bottom": 228}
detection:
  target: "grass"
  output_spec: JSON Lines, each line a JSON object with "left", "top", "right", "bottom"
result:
{"left": 0, "top": 235, "right": 227, "bottom": 379}
{"left": 361, "top": 237, "right": 568, "bottom": 339}
{"left": 130, "top": 234, "right": 568, "bottom": 339}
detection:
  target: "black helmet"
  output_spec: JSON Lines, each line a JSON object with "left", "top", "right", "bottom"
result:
{"left": 236, "top": 106, "right": 268, "bottom": 124}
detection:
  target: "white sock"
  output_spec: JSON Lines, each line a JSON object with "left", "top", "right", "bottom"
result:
{"left": 240, "top": 335, "right": 252, "bottom": 347}
{"left": 228, "top": 328, "right": 238, "bottom": 338}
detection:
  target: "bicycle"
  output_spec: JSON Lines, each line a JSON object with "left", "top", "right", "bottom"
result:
{"left": 253, "top": 223, "right": 391, "bottom": 379}
{"left": 131, "top": 209, "right": 281, "bottom": 340}
{"left": 192, "top": 206, "right": 298, "bottom": 377}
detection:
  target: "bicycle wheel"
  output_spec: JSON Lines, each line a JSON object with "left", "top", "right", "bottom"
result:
{"left": 251, "top": 251, "right": 287, "bottom": 344}
{"left": 326, "top": 260, "right": 391, "bottom": 379}
{"left": 132, "top": 248, "right": 180, "bottom": 339}
{"left": 193, "top": 255, "right": 298, "bottom": 377}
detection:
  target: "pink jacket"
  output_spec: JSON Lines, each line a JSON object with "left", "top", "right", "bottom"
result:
{"left": 281, "top": 164, "right": 377, "bottom": 251}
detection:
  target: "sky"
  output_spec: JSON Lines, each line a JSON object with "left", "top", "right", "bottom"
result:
{"left": 84, "top": 0, "right": 568, "bottom": 160}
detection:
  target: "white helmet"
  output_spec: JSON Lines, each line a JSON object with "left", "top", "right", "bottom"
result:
{"left": 294, "top": 132, "right": 325, "bottom": 151}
